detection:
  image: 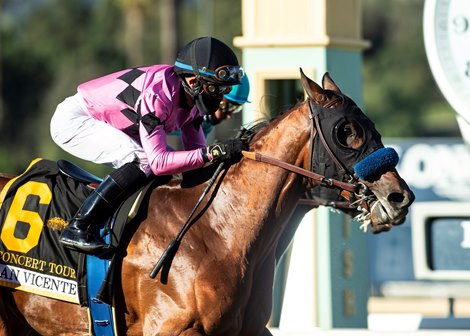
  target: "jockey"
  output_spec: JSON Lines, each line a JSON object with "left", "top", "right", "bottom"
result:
{"left": 50, "top": 36, "right": 246, "bottom": 254}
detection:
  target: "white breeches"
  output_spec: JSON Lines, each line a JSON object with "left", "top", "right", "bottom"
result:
{"left": 50, "top": 94, "right": 151, "bottom": 175}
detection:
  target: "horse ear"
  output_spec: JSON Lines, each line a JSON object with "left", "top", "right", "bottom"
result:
{"left": 322, "top": 72, "right": 342, "bottom": 93}
{"left": 299, "top": 68, "right": 325, "bottom": 103}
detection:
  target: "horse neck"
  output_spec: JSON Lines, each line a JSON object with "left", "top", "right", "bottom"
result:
{"left": 252, "top": 102, "right": 311, "bottom": 164}
{"left": 219, "top": 103, "right": 312, "bottom": 255}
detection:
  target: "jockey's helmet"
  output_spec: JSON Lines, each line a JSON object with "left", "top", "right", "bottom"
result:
{"left": 174, "top": 37, "right": 244, "bottom": 86}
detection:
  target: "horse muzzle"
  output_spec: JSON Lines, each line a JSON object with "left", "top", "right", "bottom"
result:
{"left": 368, "top": 188, "right": 415, "bottom": 234}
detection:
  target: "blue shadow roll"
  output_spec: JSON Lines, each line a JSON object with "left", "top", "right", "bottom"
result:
{"left": 353, "top": 147, "right": 399, "bottom": 180}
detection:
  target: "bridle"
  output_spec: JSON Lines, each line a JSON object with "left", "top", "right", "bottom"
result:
{"left": 241, "top": 97, "right": 375, "bottom": 215}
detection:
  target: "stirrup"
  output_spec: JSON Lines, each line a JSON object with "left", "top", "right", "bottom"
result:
{"left": 60, "top": 240, "right": 107, "bottom": 254}
{"left": 60, "top": 238, "right": 107, "bottom": 254}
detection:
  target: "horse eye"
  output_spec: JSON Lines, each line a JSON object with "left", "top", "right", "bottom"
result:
{"left": 335, "top": 121, "right": 364, "bottom": 148}
{"left": 344, "top": 125, "right": 353, "bottom": 136}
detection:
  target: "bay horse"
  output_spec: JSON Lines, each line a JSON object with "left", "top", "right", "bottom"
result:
{"left": 0, "top": 70, "right": 414, "bottom": 335}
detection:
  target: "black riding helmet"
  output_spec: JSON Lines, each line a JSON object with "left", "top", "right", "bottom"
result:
{"left": 174, "top": 36, "right": 244, "bottom": 86}
{"left": 174, "top": 37, "right": 244, "bottom": 115}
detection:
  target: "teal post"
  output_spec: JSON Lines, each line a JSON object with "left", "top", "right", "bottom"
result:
{"left": 314, "top": 48, "right": 369, "bottom": 328}
{"left": 316, "top": 207, "right": 369, "bottom": 328}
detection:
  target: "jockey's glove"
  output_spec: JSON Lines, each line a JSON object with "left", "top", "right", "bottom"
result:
{"left": 203, "top": 138, "right": 246, "bottom": 162}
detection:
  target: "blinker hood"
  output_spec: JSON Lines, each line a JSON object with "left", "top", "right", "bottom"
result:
{"left": 311, "top": 94, "right": 384, "bottom": 180}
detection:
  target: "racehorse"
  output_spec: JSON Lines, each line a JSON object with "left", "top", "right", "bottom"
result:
{"left": 0, "top": 70, "right": 414, "bottom": 335}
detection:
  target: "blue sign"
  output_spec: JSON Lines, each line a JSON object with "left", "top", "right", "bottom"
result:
{"left": 429, "top": 218, "right": 470, "bottom": 271}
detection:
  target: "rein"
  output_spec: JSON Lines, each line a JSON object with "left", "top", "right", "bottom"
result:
{"left": 150, "top": 127, "right": 248, "bottom": 282}
{"left": 241, "top": 150, "right": 357, "bottom": 193}
{"left": 149, "top": 161, "right": 227, "bottom": 282}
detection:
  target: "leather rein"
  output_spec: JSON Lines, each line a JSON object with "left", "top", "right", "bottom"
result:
{"left": 241, "top": 150, "right": 357, "bottom": 193}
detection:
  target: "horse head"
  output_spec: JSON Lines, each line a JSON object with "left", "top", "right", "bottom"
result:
{"left": 299, "top": 68, "right": 415, "bottom": 233}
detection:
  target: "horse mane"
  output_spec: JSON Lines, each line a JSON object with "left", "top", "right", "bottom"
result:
{"left": 239, "top": 118, "right": 269, "bottom": 143}
{"left": 241, "top": 99, "right": 306, "bottom": 145}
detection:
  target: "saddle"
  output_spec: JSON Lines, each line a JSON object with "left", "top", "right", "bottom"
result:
{"left": 57, "top": 159, "right": 103, "bottom": 185}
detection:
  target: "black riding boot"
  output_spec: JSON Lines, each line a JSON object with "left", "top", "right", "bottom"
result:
{"left": 59, "top": 162, "right": 147, "bottom": 254}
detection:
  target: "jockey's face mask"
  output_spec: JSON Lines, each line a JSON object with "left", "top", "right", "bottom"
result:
{"left": 181, "top": 78, "right": 223, "bottom": 116}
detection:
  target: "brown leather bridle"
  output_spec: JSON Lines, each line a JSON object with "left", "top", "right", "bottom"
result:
{"left": 241, "top": 97, "right": 371, "bottom": 208}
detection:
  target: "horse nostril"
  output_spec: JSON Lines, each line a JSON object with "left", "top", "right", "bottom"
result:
{"left": 388, "top": 192, "right": 405, "bottom": 204}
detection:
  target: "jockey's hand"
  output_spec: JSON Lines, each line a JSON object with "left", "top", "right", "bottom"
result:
{"left": 204, "top": 139, "right": 246, "bottom": 162}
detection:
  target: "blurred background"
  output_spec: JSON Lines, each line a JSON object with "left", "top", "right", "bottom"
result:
{"left": 0, "top": 0, "right": 459, "bottom": 175}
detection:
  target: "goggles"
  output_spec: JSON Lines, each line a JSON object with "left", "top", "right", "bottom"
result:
{"left": 199, "top": 65, "right": 245, "bottom": 84}
{"left": 219, "top": 100, "right": 243, "bottom": 114}
{"left": 201, "top": 82, "right": 232, "bottom": 97}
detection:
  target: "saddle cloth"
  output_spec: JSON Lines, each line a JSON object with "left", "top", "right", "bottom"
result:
{"left": 0, "top": 158, "right": 88, "bottom": 303}
{"left": 0, "top": 158, "right": 158, "bottom": 305}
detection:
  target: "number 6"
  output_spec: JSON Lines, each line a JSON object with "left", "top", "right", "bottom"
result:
{"left": 1, "top": 181, "right": 52, "bottom": 253}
